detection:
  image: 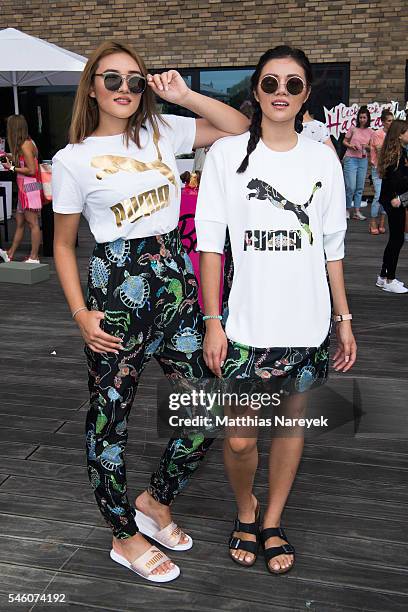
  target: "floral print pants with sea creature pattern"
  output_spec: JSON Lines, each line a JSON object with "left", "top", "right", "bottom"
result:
{"left": 85, "top": 228, "right": 213, "bottom": 539}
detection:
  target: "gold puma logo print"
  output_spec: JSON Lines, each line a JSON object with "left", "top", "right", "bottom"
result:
{"left": 111, "top": 184, "right": 170, "bottom": 227}
{"left": 90, "top": 132, "right": 177, "bottom": 189}
{"left": 145, "top": 551, "right": 164, "bottom": 568}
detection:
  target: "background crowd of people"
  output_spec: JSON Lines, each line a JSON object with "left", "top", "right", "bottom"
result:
{"left": 289, "top": 103, "right": 407, "bottom": 294}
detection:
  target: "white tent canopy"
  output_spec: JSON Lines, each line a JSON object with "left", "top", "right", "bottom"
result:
{"left": 0, "top": 28, "right": 87, "bottom": 113}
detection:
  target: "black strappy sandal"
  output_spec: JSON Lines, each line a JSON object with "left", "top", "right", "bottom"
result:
{"left": 228, "top": 502, "right": 261, "bottom": 567}
{"left": 260, "top": 526, "right": 296, "bottom": 575}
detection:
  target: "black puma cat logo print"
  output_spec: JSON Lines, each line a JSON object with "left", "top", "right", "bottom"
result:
{"left": 246, "top": 179, "right": 322, "bottom": 245}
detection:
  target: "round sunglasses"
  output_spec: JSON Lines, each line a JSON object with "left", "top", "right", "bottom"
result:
{"left": 260, "top": 75, "right": 306, "bottom": 96}
{"left": 94, "top": 72, "right": 147, "bottom": 94}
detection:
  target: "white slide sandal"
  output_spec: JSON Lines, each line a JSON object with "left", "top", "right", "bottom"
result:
{"left": 135, "top": 509, "right": 193, "bottom": 551}
{"left": 110, "top": 545, "right": 180, "bottom": 582}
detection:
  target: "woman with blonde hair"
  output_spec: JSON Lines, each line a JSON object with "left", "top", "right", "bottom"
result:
{"left": 0, "top": 115, "right": 43, "bottom": 263}
{"left": 52, "top": 40, "right": 248, "bottom": 582}
{"left": 375, "top": 120, "right": 408, "bottom": 293}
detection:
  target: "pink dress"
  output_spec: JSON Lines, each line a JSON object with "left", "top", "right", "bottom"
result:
{"left": 16, "top": 140, "right": 43, "bottom": 212}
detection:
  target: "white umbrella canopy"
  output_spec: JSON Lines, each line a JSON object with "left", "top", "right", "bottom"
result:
{"left": 0, "top": 28, "right": 87, "bottom": 113}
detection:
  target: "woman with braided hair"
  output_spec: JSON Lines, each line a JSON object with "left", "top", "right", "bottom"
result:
{"left": 195, "top": 46, "right": 356, "bottom": 575}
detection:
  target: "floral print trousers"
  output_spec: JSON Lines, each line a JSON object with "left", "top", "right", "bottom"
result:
{"left": 85, "top": 228, "right": 213, "bottom": 539}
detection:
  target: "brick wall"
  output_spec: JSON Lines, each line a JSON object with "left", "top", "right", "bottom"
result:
{"left": 2, "top": 0, "right": 407, "bottom": 104}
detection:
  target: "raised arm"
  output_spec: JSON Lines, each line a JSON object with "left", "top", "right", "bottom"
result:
{"left": 147, "top": 70, "right": 250, "bottom": 148}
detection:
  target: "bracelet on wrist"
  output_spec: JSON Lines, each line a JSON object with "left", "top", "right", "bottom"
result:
{"left": 333, "top": 313, "right": 352, "bottom": 322}
{"left": 72, "top": 306, "right": 88, "bottom": 319}
{"left": 203, "top": 315, "right": 222, "bottom": 321}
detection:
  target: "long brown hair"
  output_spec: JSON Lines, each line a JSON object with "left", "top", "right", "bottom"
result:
{"left": 7, "top": 115, "right": 29, "bottom": 163}
{"left": 69, "top": 40, "right": 164, "bottom": 147}
{"left": 378, "top": 119, "right": 408, "bottom": 178}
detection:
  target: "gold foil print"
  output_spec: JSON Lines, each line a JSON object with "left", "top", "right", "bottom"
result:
{"left": 91, "top": 132, "right": 178, "bottom": 190}
{"left": 111, "top": 202, "right": 127, "bottom": 227}
{"left": 110, "top": 184, "right": 170, "bottom": 227}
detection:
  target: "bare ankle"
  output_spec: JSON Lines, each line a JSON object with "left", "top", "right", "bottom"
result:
{"left": 263, "top": 513, "right": 281, "bottom": 528}
{"left": 113, "top": 532, "right": 143, "bottom": 549}
{"left": 112, "top": 536, "right": 127, "bottom": 552}
{"left": 136, "top": 491, "right": 170, "bottom": 522}
{"left": 237, "top": 494, "right": 257, "bottom": 520}
{"left": 137, "top": 490, "right": 160, "bottom": 508}
{"left": 135, "top": 490, "right": 149, "bottom": 504}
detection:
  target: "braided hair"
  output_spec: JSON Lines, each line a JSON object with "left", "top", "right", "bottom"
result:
{"left": 237, "top": 96, "right": 262, "bottom": 173}
{"left": 237, "top": 45, "right": 313, "bottom": 174}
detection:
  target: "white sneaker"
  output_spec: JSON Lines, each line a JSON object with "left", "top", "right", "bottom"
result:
{"left": 0, "top": 248, "right": 10, "bottom": 263}
{"left": 382, "top": 279, "right": 408, "bottom": 294}
{"left": 376, "top": 276, "right": 404, "bottom": 288}
{"left": 24, "top": 258, "right": 40, "bottom": 264}
{"left": 353, "top": 210, "right": 366, "bottom": 220}
{"left": 346, "top": 210, "right": 350, "bottom": 220}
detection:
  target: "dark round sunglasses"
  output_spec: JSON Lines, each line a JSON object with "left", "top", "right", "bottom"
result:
{"left": 260, "top": 75, "right": 306, "bottom": 96}
{"left": 95, "top": 72, "right": 147, "bottom": 94}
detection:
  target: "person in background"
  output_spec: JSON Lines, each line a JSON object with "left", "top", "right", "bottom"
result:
{"left": 405, "top": 141, "right": 408, "bottom": 243}
{"left": 179, "top": 170, "right": 191, "bottom": 185}
{"left": 369, "top": 109, "right": 394, "bottom": 234}
{"left": 375, "top": 120, "right": 408, "bottom": 293}
{"left": 342, "top": 105, "right": 374, "bottom": 221}
{"left": 0, "top": 116, "right": 6, "bottom": 153}
{"left": 302, "top": 103, "right": 338, "bottom": 155}
{"left": 405, "top": 210, "right": 408, "bottom": 243}
{"left": 0, "top": 115, "right": 43, "bottom": 264}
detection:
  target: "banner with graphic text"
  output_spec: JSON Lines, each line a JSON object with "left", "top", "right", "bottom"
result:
{"left": 324, "top": 101, "right": 407, "bottom": 140}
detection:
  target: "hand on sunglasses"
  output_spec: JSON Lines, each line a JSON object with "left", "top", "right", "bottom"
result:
{"left": 95, "top": 71, "right": 147, "bottom": 95}
{"left": 146, "top": 70, "right": 189, "bottom": 103}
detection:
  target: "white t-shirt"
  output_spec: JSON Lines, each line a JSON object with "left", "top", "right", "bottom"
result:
{"left": 195, "top": 133, "right": 346, "bottom": 348}
{"left": 52, "top": 115, "right": 196, "bottom": 243}
{"left": 302, "top": 119, "right": 330, "bottom": 143}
